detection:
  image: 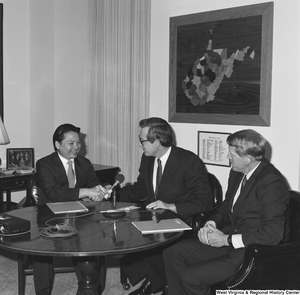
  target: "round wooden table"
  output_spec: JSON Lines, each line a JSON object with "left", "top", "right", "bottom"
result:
{"left": 0, "top": 201, "right": 184, "bottom": 294}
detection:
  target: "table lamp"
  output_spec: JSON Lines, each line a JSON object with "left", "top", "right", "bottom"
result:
{"left": 0, "top": 116, "right": 10, "bottom": 168}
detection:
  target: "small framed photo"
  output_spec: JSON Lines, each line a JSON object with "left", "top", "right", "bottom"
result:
{"left": 6, "top": 148, "right": 35, "bottom": 170}
{"left": 198, "top": 131, "right": 231, "bottom": 167}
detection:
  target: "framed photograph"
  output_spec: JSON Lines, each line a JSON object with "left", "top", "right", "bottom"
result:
{"left": 198, "top": 131, "right": 231, "bottom": 167}
{"left": 6, "top": 148, "right": 34, "bottom": 169}
{"left": 169, "top": 2, "right": 273, "bottom": 126}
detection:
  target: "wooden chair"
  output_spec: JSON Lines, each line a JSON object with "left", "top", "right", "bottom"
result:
{"left": 16, "top": 173, "right": 106, "bottom": 295}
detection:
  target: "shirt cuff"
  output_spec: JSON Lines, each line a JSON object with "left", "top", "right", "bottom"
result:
{"left": 232, "top": 234, "right": 245, "bottom": 249}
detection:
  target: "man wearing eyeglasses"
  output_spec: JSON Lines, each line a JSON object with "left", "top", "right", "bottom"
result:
{"left": 119, "top": 117, "right": 213, "bottom": 295}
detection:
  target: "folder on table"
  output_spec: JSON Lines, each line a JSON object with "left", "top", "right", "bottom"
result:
{"left": 131, "top": 218, "right": 192, "bottom": 234}
{"left": 47, "top": 201, "right": 89, "bottom": 214}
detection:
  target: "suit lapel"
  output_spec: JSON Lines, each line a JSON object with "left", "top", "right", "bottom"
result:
{"left": 228, "top": 173, "right": 244, "bottom": 212}
{"left": 227, "top": 172, "right": 243, "bottom": 227}
{"left": 74, "top": 157, "right": 82, "bottom": 187}
{"left": 232, "top": 161, "right": 266, "bottom": 212}
{"left": 52, "top": 153, "right": 68, "bottom": 183}
{"left": 147, "top": 156, "right": 156, "bottom": 197}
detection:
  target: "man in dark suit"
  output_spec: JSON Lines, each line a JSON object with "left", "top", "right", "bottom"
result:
{"left": 163, "top": 129, "right": 290, "bottom": 295}
{"left": 119, "top": 117, "right": 213, "bottom": 295}
{"left": 37, "top": 138, "right": 104, "bottom": 204}
{"left": 33, "top": 123, "right": 108, "bottom": 295}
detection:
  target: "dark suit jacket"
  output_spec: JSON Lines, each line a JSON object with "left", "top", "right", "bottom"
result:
{"left": 210, "top": 158, "right": 290, "bottom": 246}
{"left": 36, "top": 152, "right": 101, "bottom": 205}
{"left": 119, "top": 145, "right": 213, "bottom": 219}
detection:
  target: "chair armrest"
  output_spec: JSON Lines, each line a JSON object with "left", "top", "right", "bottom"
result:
{"left": 226, "top": 241, "right": 300, "bottom": 289}
{"left": 248, "top": 240, "right": 300, "bottom": 257}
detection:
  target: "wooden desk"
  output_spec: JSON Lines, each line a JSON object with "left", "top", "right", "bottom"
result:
{"left": 0, "top": 172, "right": 34, "bottom": 212}
{"left": 0, "top": 165, "right": 120, "bottom": 213}
{"left": 0, "top": 202, "right": 183, "bottom": 294}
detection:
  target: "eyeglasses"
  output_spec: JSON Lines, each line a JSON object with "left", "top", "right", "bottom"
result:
{"left": 138, "top": 135, "right": 149, "bottom": 146}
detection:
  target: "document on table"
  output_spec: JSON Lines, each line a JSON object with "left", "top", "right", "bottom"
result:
{"left": 132, "top": 218, "right": 192, "bottom": 234}
{"left": 47, "top": 201, "right": 89, "bottom": 214}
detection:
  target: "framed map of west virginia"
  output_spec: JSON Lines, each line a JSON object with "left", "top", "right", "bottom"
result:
{"left": 169, "top": 2, "right": 273, "bottom": 126}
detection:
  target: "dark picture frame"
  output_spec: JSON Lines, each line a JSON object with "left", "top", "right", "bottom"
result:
{"left": 169, "top": 2, "right": 273, "bottom": 126}
{"left": 6, "top": 148, "right": 35, "bottom": 170}
{"left": 198, "top": 131, "right": 231, "bottom": 167}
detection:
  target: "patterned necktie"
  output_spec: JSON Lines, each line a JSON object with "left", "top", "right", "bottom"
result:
{"left": 67, "top": 160, "right": 75, "bottom": 188}
{"left": 155, "top": 158, "right": 162, "bottom": 197}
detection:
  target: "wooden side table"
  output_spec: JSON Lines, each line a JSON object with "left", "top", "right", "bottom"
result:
{"left": 0, "top": 172, "right": 34, "bottom": 212}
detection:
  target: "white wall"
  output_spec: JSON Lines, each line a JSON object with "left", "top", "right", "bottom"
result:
{"left": 1, "top": 0, "right": 89, "bottom": 159}
{"left": 0, "top": 0, "right": 299, "bottom": 202}
{"left": 150, "top": 0, "right": 300, "bottom": 193}
{"left": 0, "top": 0, "right": 90, "bottom": 201}
{"left": 29, "top": 0, "right": 90, "bottom": 160}
{"left": 1, "top": 0, "right": 30, "bottom": 158}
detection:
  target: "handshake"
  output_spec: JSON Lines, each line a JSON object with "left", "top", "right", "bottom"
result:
{"left": 79, "top": 174, "right": 125, "bottom": 202}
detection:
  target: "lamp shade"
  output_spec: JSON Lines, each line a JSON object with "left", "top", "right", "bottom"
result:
{"left": 0, "top": 116, "right": 10, "bottom": 144}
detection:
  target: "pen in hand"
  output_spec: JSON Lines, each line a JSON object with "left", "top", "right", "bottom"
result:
{"left": 156, "top": 218, "right": 161, "bottom": 224}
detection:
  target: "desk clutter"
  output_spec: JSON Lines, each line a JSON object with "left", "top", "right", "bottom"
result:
{"left": 0, "top": 167, "right": 35, "bottom": 176}
{"left": 40, "top": 223, "right": 78, "bottom": 238}
{"left": 0, "top": 213, "right": 31, "bottom": 235}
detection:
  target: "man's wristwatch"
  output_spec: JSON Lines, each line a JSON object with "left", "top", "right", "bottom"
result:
{"left": 227, "top": 234, "right": 233, "bottom": 247}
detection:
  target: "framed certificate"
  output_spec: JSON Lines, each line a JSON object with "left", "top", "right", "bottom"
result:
{"left": 198, "top": 131, "right": 231, "bottom": 167}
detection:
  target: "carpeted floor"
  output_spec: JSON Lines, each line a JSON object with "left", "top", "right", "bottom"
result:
{"left": 0, "top": 249, "right": 141, "bottom": 295}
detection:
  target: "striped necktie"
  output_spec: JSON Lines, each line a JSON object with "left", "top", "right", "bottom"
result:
{"left": 67, "top": 160, "right": 75, "bottom": 188}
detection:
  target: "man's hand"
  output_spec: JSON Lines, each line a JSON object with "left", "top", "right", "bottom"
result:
{"left": 198, "top": 223, "right": 215, "bottom": 245}
{"left": 89, "top": 186, "right": 103, "bottom": 201}
{"left": 146, "top": 200, "right": 177, "bottom": 213}
{"left": 79, "top": 185, "right": 109, "bottom": 201}
{"left": 198, "top": 224, "right": 228, "bottom": 248}
{"left": 100, "top": 184, "right": 112, "bottom": 200}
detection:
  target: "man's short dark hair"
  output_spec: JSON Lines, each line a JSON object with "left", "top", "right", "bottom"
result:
{"left": 139, "top": 117, "right": 173, "bottom": 147}
{"left": 52, "top": 123, "right": 81, "bottom": 151}
{"left": 227, "top": 129, "right": 267, "bottom": 161}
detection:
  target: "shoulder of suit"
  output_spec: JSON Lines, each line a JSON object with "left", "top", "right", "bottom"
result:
{"left": 257, "top": 159, "right": 283, "bottom": 178}
{"left": 36, "top": 152, "right": 57, "bottom": 164}
{"left": 171, "top": 145, "right": 199, "bottom": 159}
{"left": 74, "top": 154, "right": 92, "bottom": 165}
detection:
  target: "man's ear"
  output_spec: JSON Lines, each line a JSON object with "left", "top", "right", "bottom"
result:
{"left": 154, "top": 138, "right": 161, "bottom": 147}
{"left": 54, "top": 141, "right": 60, "bottom": 150}
{"left": 247, "top": 155, "right": 255, "bottom": 163}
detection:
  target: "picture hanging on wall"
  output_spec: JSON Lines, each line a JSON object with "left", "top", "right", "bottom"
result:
{"left": 169, "top": 2, "right": 273, "bottom": 126}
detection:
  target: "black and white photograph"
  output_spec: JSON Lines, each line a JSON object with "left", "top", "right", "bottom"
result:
{"left": 6, "top": 148, "right": 34, "bottom": 169}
